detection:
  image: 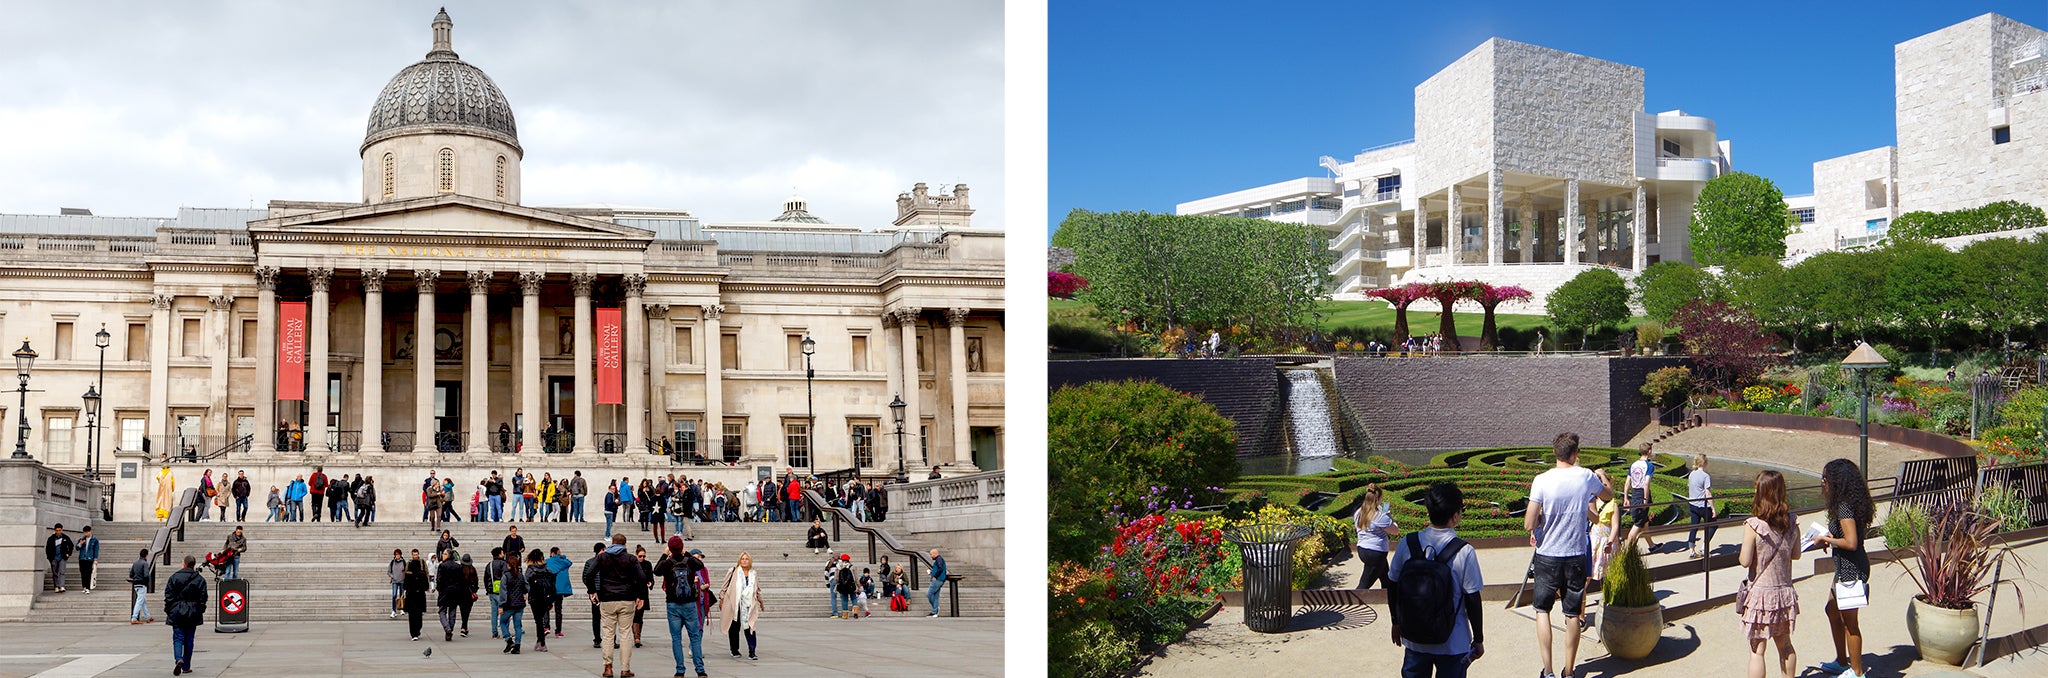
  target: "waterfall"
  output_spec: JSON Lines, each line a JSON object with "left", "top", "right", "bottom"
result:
{"left": 1285, "top": 370, "right": 1339, "bottom": 461}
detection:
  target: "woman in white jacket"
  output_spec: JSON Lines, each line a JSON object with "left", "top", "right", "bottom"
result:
{"left": 716, "top": 552, "right": 766, "bottom": 661}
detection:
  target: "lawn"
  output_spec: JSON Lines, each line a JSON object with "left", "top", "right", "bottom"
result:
{"left": 1049, "top": 298, "right": 1555, "bottom": 336}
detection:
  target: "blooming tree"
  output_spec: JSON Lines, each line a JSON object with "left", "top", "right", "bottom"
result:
{"left": 1472, "top": 283, "right": 1533, "bottom": 351}
{"left": 1365, "top": 282, "right": 1429, "bottom": 344}
{"left": 1423, "top": 280, "right": 1486, "bottom": 350}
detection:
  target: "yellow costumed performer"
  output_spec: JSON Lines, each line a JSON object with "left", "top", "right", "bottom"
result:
{"left": 155, "top": 466, "right": 175, "bottom": 521}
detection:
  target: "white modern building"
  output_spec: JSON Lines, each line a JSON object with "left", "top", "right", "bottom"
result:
{"left": 1178, "top": 38, "right": 1731, "bottom": 306}
{"left": 1791, "top": 14, "right": 2048, "bottom": 255}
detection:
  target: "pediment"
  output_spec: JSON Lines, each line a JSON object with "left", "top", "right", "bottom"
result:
{"left": 249, "top": 194, "right": 653, "bottom": 242}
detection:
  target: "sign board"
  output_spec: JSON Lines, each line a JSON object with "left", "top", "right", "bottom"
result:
{"left": 215, "top": 578, "right": 249, "bottom": 633}
{"left": 278, "top": 302, "right": 307, "bottom": 400}
{"left": 121, "top": 462, "right": 137, "bottom": 479}
{"left": 596, "top": 308, "right": 622, "bottom": 404}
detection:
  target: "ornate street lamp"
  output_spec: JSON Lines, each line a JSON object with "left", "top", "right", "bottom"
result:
{"left": 1841, "top": 342, "right": 1891, "bottom": 478}
{"left": 81, "top": 384, "right": 100, "bottom": 480}
{"left": 889, "top": 394, "right": 908, "bottom": 484}
{"left": 801, "top": 335, "right": 816, "bottom": 478}
{"left": 12, "top": 339, "right": 37, "bottom": 460}
{"left": 91, "top": 324, "right": 109, "bottom": 479}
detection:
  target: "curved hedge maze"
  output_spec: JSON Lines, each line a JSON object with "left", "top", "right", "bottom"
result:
{"left": 1226, "top": 447, "right": 1746, "bottom": 540}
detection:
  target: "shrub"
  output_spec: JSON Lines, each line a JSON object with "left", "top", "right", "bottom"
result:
{"left": 1976, "top": 483, "right": 2031, "bottom": 533}
{"left": 1880, "top": 503, "right": 1929, "bottom": 550}
{"left": 1051, "top": 621, "right": 1137, "bottom": 678}
{"left": 1997, "top": 387, "right": 2048, "bottom": 438}
{"left": 1603, "top": 541, "right": 1656, "bottom": 607}
{"left": 1641, "top": 366, "right": 1692, "bottom": 408}
{"left": 1049, "top": 271, "right": 1090, "bottom": 299}
{"left": 1049, "top": 380, "right": 1240, "bottom": 563}
{"left": 1635, "top": 321, "right": 1666, "bottom": 354}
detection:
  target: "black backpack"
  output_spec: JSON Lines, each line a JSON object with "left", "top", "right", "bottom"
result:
{"left": 836, "top": 565, "right": 857, "bottom": 594}
{"left": 664, "top": 559, "right": 699, "bottom": 604}
{"left": 1392, "top": 532, "right": 1468, "bottom": 645}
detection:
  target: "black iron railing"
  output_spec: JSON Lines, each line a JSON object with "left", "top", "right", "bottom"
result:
{"left": 542, "top": 431, "right": 573, "bottom": 454}
{"left": 385, "top": 431, "right": 415, "bottom": 452}
{"left": 433, "top": 431, "right": 466, "bottom": 453}
{"left": 595, "top": 432, "right": 624, "bottom": 454}
{"left": 333, "top": 430, "right": 361, "bottom": 453}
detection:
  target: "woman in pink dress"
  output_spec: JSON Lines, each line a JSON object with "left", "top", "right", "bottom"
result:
{"left": 1739, "top": 470, "right": 1800, "bottom": 678}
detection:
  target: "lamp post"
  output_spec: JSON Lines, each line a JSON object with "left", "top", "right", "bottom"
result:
{"left": 81, "top": 385, "right": 100, "bottom": 480}
{"left": 1841, "top": 342, "right": 1891, "bottom": 478}
{"left": 91, "top": 324, "right": 108, "bottom": 479}
{"left": 889, "top": 394, "right": 908, "bottom": 484}
{"left": 800, "top": 335, "right": 816, "bottom": 478}
{"left": 12, "top": 339, "right": 38, "bottom": 460}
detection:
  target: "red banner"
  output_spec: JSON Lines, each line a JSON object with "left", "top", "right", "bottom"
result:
{"left": 596, "top": 308, "right": 623, "bottom": 405}
{"left": 277, "top": 302, "right": 307, "bottom": 400}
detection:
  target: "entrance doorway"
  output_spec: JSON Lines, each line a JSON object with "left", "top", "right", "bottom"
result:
{"left": 433, "top": 381, "right": 461, "bottom": 451}
{"left": 970, "top": 426, "right": 1001, "bottom": 471}
{"left": 547, "top": 376, "right": 575, "bottom": 453}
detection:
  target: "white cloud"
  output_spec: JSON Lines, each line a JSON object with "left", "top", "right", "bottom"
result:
{"left": 0, "top": 1, "right": 1003, "bottom": 228}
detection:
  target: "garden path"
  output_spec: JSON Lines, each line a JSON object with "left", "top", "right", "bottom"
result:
{"left": 1626, "top": 424, "right": 1936, "bottom": 477}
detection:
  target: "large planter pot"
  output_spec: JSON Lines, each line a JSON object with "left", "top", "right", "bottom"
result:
{"left": 1907, "top": 596, "right": 1980, "bottom": 666}
{"left": 1598, "top": 604, "right": 1664, "bottom": 660}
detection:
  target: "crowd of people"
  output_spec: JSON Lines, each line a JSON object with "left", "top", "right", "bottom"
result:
{"left": 1353, "top": 433, "right": 1876, "bottom": 678}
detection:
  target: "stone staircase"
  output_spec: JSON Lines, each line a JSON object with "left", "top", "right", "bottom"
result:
{"left": 30, "top": 518, "right": 1002, "bottom": 622}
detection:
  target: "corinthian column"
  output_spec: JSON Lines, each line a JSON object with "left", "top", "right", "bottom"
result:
{"left": 945, "top": 308, "right": 972, "bottom": 470}
{"left": 622, "top": 274, "right": 648, "bottom": 455}
{"left": 413, "top": 269, "right": 438, "bottom": 453}
{"left": 895, "top": 307, "right": 923, "bottom": 469}
{"left": 571, "top": 272, "right": 596, "bottom": 454}
{"left": 465, "top": 270, "right": 492, "bottom": 453}
{"left": 701, "top": 305, "right": 724, "bottom": 459}
{"left": 361, "top": 269, "right": 385, "bottom": 453}
{"left": 254, "top": 267, "right": 279, "bottom": 454}
{"left": 306, "top": 267, "right": 333, "bottom": 454}
{"left": 149, "top": 293, "right": 172, "bottom": 452}
{"left": 519, "top": 271, "right": 543, "bottom": 456}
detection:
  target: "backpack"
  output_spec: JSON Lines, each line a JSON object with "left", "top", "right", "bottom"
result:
{"left": 665, "top": 562, "right": 699, "bottom": 604}
{"left": 890, "top": 592, "right": 908, "bottom": 611}
{"left": 1391, "top": 532, "right": 1468, "bottom": 646}
{"left": 836, "top": 565, "right": 857, "bottom": 595}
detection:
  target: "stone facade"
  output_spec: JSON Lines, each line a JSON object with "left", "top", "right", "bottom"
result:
{"left": 1332, "top": 355, "right": 1685, "bottom": 449}
{"left": 1488, "top": 40, "right": 1642, "bottom": 188}
{"left": 1413, "top": 44, "right": 1495, "bottom": 195}
{"left": 1807, "top": 147, "right": 1898, "bottom": 250}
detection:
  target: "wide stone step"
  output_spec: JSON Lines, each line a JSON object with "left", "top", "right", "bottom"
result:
{"left": 25, "top": 589, "right": 1005, "bottom": 621}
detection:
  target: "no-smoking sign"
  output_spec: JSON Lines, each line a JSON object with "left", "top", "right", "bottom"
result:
{"left": 220, "top": 590, "right": 245, "bottom": 615}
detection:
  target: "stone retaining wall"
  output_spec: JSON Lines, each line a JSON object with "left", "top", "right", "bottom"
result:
{"left": 1333, "top": 355, "right": 1686, "bottom": 449}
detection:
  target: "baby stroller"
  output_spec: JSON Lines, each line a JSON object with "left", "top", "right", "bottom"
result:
{"left": 201, "top": 548, "right": 238, "bottom": 577}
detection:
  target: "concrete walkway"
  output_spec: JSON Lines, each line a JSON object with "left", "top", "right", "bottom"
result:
{"left": 0, "top": 617, "right": 1001, "bottom": 677}
{"left": 1625, "top": 423, "right": 1933, "bottom": 478}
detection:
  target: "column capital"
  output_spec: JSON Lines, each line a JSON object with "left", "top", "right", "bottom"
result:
{"left": 700, "top": 304, "right": 724, "bottom": 321}
{"left": 621, "top": 273, "right": 647, "bottom": 297}
{"left": 571, "top": 272, "right": 597, "bottom": 297}
{"left": 881, "top": 312, "right": 898, "bottom": 329}
{"left": 415, "top": 269, "right": 440, "bottom": 293}
{"left": 254, "top": 266, "right": 280, "bottom": 291}
{"left": 150, "top": 294, "right": 174, "bottom": 311}
{"left": 892, "top": 307, "right": 923, "bottom": 325}
{"left": 467, "top": 269, "right": 493, "bottom": 295}
{"left": 307, "top": 267, "right": 334, "bottom": 293}
{"left": 518, "top": 271, "right": 545, "bottom": 296}
{"left": 208, "top": 295, "right": 235, "bottom": 312}
{"left": 647, "top": 303, "right": 670, "bottom": 320}
{"left": 944, "top": 307, "right": 970, "bottom": 327}
{"left": 362, "top": 268, "right": 387, "bottom": 293}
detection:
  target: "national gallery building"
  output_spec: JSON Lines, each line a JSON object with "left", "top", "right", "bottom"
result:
{"left": 0, "top": 11, "right": 1004, "bottom": 519}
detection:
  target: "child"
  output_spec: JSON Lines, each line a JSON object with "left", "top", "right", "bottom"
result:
{"left": 1388, "top": 481, "right": 1485, "bottom": 677}
{"left": 860, "top": 568, "right": 876, "bottom": 600}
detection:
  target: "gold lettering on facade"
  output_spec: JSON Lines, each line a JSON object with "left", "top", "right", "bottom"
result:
{"left": 336, "top": 244, "right": 564, "bottom": 260}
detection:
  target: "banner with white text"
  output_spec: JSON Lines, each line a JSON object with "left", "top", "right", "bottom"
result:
{"left": 278, "top": 301, "right": 306, "bottom": 400}
{"left": 596, "top": 307, "right": 622, "bottom": 405}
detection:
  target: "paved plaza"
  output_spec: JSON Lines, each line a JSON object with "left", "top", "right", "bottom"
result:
{"left": 0, "top": 618, "right": 1000, "bottom": 677}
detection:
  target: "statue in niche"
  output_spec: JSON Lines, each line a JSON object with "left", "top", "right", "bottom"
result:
{"left": 967, "top": 337, "right": 984, "bottom": 373}
{"left": 394, "top": 326, "right": 415, "bottom": 360}
{"left": 558, "top": 317, "right": 575, "bottom": 356}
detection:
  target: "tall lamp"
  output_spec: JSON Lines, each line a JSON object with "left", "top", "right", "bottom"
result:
{"left": 81, "top": 385, "right": 100, "bottom": 480}
{"left": 12, "top": 339, "right": 37, "bottom": 460}
{"left": 800, "top": 335, "right": 816, "bottom": 478}
{"left": 91, "top": 324, "right": 109, "bottom": 479}
{"left": 889, "top": 394, "right": 908, "bottom": 484}
{"left": 1841, "top": 342, "right": 1890, "bottom": 478}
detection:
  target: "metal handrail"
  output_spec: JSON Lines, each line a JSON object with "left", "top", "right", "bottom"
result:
{"left": 148, "top": 487, "right": 203, "bottom": 566}
{"left": 169, "top": 434, "right": 251, "bottom": 463}
{"left": 802, "top": 488, "right": 938, "bottom": 591}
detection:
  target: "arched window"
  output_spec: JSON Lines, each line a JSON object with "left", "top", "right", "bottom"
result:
{"left": 438, "top": 148, "right": 455, "bottom": 192}
{"left": 495, "top": 155, "right": 507, "bottom": 200}
{"left": 381, "top": 153, "right": 394, "bottom": 199}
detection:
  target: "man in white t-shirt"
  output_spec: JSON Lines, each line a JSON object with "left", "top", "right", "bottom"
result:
{"left": 1623, "top": 446, "right": 1655, "bottom": 546}
{"left": 1523, "top": 432, "right": 1612, "bottom": 678}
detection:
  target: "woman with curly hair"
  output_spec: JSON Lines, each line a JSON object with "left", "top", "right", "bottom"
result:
{"left": 1814, "top": 459, "right": 1873, "bottom": 678}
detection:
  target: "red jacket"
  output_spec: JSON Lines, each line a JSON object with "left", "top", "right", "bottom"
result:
{"left": 786, "top": 480, "right": 801, "bottom": 501}
{"left": 310, "top": 472, "right": 327, "bottom": 495}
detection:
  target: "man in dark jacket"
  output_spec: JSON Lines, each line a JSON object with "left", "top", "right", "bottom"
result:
{"left": 164, "top": 555, "right": 207, "bottom": 674}
{"left": 354, "top": 477, "right": 377, "bottom": 527}
{"left": 590, "top": 533, "right": 645, "bottom": 676}
{"left": 309, "top": 467, "right": 328, "bottom": 522}
{"left": 436, "top": 549, "right": 470, "bottom": 641}
{"left": 328, "top": 476, "right": 350, "bottom": 522}
{"left": 128, "top": 548, "right": 156, "bottom": 624}
{"left": 231, "top": 472, "right": 251, "bottom": 521}
{"left": 45, "top": 524, "right": 74, "bottom": 593}
{"left": 655, "top": 535, "right": 707, "bottom": 678}
{"left": 582, "top": 542, "right": 604, "bottom": 649}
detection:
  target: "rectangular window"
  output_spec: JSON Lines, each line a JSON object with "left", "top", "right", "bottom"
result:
{"left": 672, "top": 327, "right": 693, "bottom": 365}
{"left": 1792, "top": 207, "right": 1816, "bottom": 224}
{"left": 240, "top": 319, "right": 257, "bottom": 359}
{"left": 916, "top": 332, "right": 928, "bottom": 373}
{"left": 672, "top": 419, "right": 698, "bottom": 458}
{"left": 327, "top": 373, "right": 342, "bottom": 430}
{"left": 1374, "top": 175, "right": 1402, "bottom": 196}
{"left": 1661, "top": 138, "right": 1681, "bottom": 157}
{"left": 721, "top": 333, "right": 739, "bottom": 370}
{"left": 1867, "top": 218, "right": 1889, "bottom": 233}
{"left": 127, "top": 323, "right": 147, "bottom": 361}
{"left": 46, "top": 416, "right": 73, "bottom": 464}
{"left": 121, "top": 418, "right": 145, "bottom": 452}
{"left": 784, "top": 422, "right": 810, "bottom": 469}
{"left": 850, "top": 335, "right": 869, "bottom": 372}
{"left": 786, "top": 333, "right": 805, "bottom": 371}
{"left": 919, "top": 423, "right": 930, "bottom": 464}
{"left": 54, "top": 322, "right": 72, "bottom": 360}
{"left": 1274, "top": 200, "right": 1306, "bottom": 214}
{"left": 181, "top": 318, "right": 201, "bottom": 357}
{"left": 1311, "top": 197, "right": 1342, "bottom": 211}
{"left": 721, "top": 419, "right": 744, "bottom": 462}
{"left": 851, "top": 424, "right": 875, "bottom": 468}
{"left": 1864, "top": 179, "right": 1888, "bottom": 209}
{"left": 1994, "top": 126, "right": 2011, "bottom": 145}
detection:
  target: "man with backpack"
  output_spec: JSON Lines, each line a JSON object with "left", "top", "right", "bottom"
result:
{"left": 833, "top": 553, "right": 864, "bottom": 619}
{"left": 485, "top": 548, "right": 510, "bottom": 639}
{"left": 656, "top": 535, "right": 708, "bottom": 678}
{"left": 354, "top": 476, "right": 377, "bottom": 527}
{"left": 1524, "top": 433, "right": 1612, "bottom": 678}
{"left": 328, "top": 475, "right": 350, "bottom": 523}
{"left": 309, "top": 467, "right": 328, "bottom": 522}
{"left": 1388, "top": 482, "right": 1485, "bottom": 677}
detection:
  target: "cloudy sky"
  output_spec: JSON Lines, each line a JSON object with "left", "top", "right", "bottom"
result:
{"left": 0, "top": 1, "right": 1003, "bottom": 230}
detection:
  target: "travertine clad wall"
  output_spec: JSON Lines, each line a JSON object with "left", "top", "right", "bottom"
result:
{"left": 1333, "top": 356, "right": 1685, "bottom": 449}
{"left": 1488, "top": 40, "right": 1642, "bottom": 187}
{"left": 1414, "top": 44, "right": 1495, "bottom": 193}
{"left": 1896, "top": 14, "right": 2048, "bottom": 215}
{"left": 1812, "top": 147, "right": 1897, "bottom": 246}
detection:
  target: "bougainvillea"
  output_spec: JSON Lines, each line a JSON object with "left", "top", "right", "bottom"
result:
{"left": 1049, "top": 271, "right": 1090, "bottom": 299}
{"left": 1365, "top": 282, "right": 1430, "bottom": 345}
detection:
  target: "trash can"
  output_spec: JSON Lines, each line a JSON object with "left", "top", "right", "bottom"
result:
{"left": 1223, "top": 523, "right": 1313, "bottom": 633}
{"left": 215, "top": 578, "right": 249, "bottom": 633}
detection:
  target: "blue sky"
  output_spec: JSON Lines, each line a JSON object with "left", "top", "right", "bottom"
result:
{"left": 1049, "top": 1, "right": 2048, "bottom": 241}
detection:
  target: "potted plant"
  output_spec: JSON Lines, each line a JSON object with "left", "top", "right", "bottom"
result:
{"left": 1893, "top": 500, "right": 2027, "bottom": 665}
{"left": 1599, "top": 540, "right": 1663, "bottom": 659}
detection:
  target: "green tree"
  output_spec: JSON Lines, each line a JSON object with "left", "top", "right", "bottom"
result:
{"left": 1546, "top": 268, "right": 1631, "bottom": 350}
{"left": 1689, "top": 172, "right": 1793, "bottom": 266}
{"left": 1632, "top": 261, "right": 1722, "bottom": 323}
{"left": 1061, "top": 209, "right": 1334, "bottom": 343}
{"left": 1719, "top": 255, "right": 1802, "bottom": 350}
{"left": 1880, "top": 239, "right": 1969, "bottom": 363}
{"left": 1803, "top": 249, "right": 1891, "bottom": 341}
{"left": 1958, "top": 236, "right": 2048, "bottom": 350}
{"left": 1048, "top": 380, "right": 1239, "bottom": 564}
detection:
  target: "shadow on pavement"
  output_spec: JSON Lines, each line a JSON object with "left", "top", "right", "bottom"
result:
{"left": 1576, "top": 623, "right": 1700, "bottom": 678}
{"left": 1284, "top": 603, "right": 1378, "bottom": 632}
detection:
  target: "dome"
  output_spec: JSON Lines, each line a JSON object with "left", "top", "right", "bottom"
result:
{"left": 362, "top": 10, "right": 519, "bottom": 153}
{"left": 772, "top": 193, "right": 829, "bottom": 224}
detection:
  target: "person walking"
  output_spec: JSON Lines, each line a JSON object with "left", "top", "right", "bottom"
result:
{"left": 163, "top": 555, "right": 207, "bottom": 675}
{"left": 386, "top": 549, "right": 405, "bottom": 619}
{"left": 425, "top": 478, "right": 447, "bottom": 532}
{"left": 806, "top": 518, "right": 830, "bottom": 555}
{"left": 403, "top": 552, "right": 431, "bottom": 641}
{"left": 604, "top": 481, "right": 621, "bottom": 537}
{"left": 583, "top": 542, "right": 606, "bottom": 649}
{"left": 309, "top": 467, "right": 328, "bottom": 522}
{"left": 45, "top": 524, "right": 73, "bottom": 593}
{"left": 547, "top": 547, "right": 574, "bottom": 639}
{"left": 1816, "top": 459, "right": 1875, "bottom": 678}
{"left": 436, "top": 548, "right": 470, "bottom": 641}
{"left": 497, "top": 547, "right": 527, "bottom": 654}
{"left": 716, "top": 551, "right": 765, "bottom": 661}
{"left": 76, "top": 525, "right": 101, "bottom": 593}
{"left": 231, "top": 471, "right": 251, "bottom": 522}
{"left": 486, "top": 548, "right": 510, "bottom": 639}
{"left": 1387, "top": 482, "right": 1486, "bottom": 678}
{"left": 265, "top": 485, "right": 281, "bottom": 522}
{"left": 127, "top": 548, "right": 155, "bottom": 624}
{"left": 1588, "top": 473, "right": 1621, "bottom": 601}
{"left": 925, "top": 547, "right": 948, "bottom": 617}
{"left": 1622, "top": 445, "right": 1656, "bottom": 547}
{"left": 1353, "top": 485, "right": 1399, "bottom": 590}
{"left": 354, "top": 476, "right": 377, "bottom": 527}
{"left": 197, "top": 470, "right": 216, "bottom": 522}
{"left": 591, "top": 533, "right": 647, "bottom": 677}
{"left": 1687, "top": 454, "right": 1717, "bottom": 559}
{"left": 502, "top": 526, "right": 525, "bottom": 565}
{"left": 328, "top": 475, "right": 351, "bottom": 523}
{"left": 1523, "top": 432, "right": 1611, "bottom": 678}
{"left": 458, "top": 552, "right": 479, "bottom": 635}
{"left": 1740, "top": 470, "right": 1801, "bottom": 678}
{"left": 524, "top": 550, "right": 555, "bottom": 652}
{"left": 634, "top": 545, "right": 654, "bottom": 647}
{"left": 220, "top": 526, "right": 246, "bottom": 580}
{"left": 571, "top": 471, "right": 589, "bottom": 523}
{"left": 657, "top": 535, "right": 709, "bottom": 678}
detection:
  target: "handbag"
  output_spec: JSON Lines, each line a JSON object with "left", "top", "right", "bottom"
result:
{"left": 1735, "top": 578, "right": 1751, "bottom": 615}
{"left": 1833, "top": 579, "right": 1869, "bottom": 610}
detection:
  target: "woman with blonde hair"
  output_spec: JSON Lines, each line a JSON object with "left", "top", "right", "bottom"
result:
{"left": 1351, "top": 485, "right": 1399, "bottom": 589}
{"left": 1739, "top": 470, "right": 1800, "bottom": 677}
{"left": 717, "top": 551, "right": 766, "bottom": 660}
{"left": 1687, "top": 453, "right": 1717, "bottom": 559}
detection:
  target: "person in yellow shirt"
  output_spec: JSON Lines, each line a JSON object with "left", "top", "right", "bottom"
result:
{"left": 538, "top": 474, "right": 558, "bottom": 522}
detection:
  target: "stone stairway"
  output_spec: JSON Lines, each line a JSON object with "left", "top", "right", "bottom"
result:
{"left": 31, "top": 518, "right": 1002, "bottom": 622}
